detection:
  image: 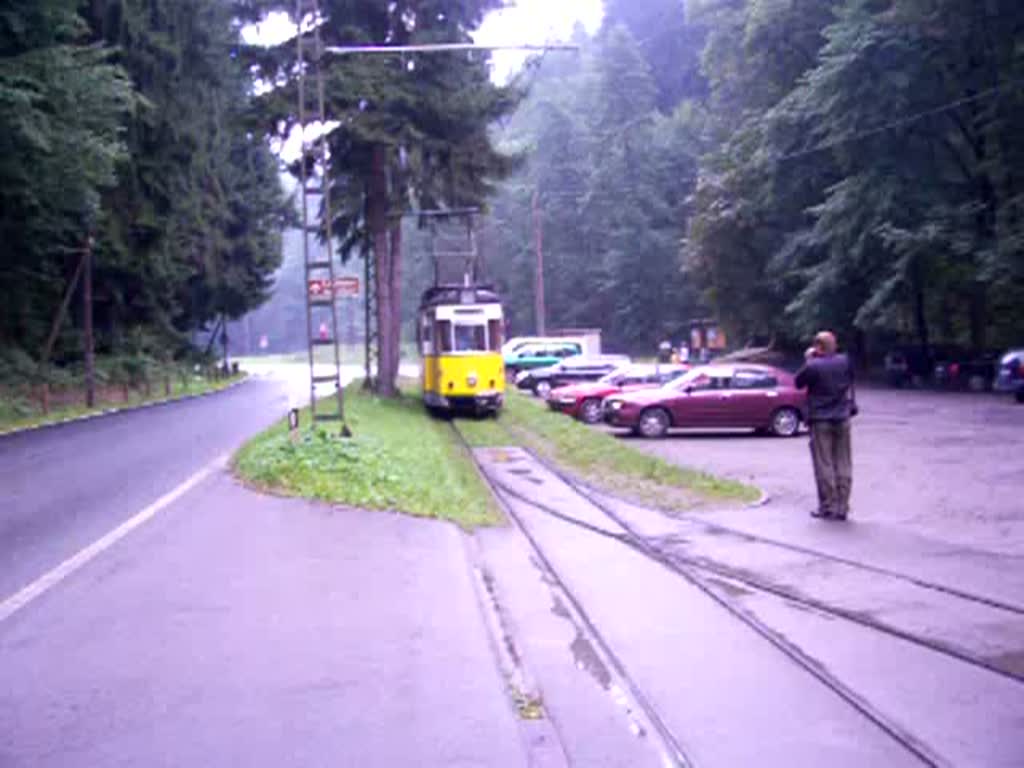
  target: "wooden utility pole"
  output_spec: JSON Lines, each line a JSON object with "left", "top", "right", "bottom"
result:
{"left": 532, "top": 188, "right": 546, "bottom": 336}
{"left": 82, "top": 235, "right": 95, "bottom": 408}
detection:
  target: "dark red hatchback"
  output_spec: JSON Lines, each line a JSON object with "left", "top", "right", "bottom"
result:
{"left": 603, "top": 364, "right": 807, "bottom": 438}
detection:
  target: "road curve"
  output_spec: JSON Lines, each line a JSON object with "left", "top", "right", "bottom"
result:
{"left": 0, "top": 378, "right": 290, "bottom": 603}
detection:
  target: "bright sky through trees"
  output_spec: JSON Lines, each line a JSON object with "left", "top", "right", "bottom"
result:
{"left": 246, "top": 1, "right": 603, "bottom": 82}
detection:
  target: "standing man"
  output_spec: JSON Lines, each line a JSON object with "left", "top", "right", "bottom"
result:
{"left": 795, "top": 331, "right": 857, "bottom": 520}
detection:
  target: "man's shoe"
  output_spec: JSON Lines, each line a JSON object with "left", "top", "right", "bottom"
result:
{"left": 810, "top": 508, "right": 832, "bottom": 519}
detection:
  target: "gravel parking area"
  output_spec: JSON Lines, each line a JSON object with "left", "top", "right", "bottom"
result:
{"left": 613, "top": 387, "right": 1024, "bottom": 556}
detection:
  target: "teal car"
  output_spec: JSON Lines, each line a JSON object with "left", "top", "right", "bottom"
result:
{"left": 504, "top": 340, "right": 583, "bottom": 375}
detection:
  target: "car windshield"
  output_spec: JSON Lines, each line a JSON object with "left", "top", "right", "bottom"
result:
{"left": 598, "top": 366, "right": 635, "bottom": 384}
{"left": 667, "top": 367, "right": 721, "bottom": 389}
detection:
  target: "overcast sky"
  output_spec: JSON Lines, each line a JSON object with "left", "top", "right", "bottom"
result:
{"left": 247, "top": 1, "right": 603, "bottom": 159}
{"left": 474, "top": 0, "right": 603, "bottom": 81}
{"left": 247, "top": 0, "right": 604, "bottom": 82}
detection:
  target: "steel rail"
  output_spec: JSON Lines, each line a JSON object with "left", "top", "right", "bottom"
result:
{"left": 501, "top": 448, "right": 947, "bottom": 767}
{"left": 457, "top": 427, "right": 950, "bottom": 767}
{"left": 449, "top": 424, "right": 697, "bottom": 768}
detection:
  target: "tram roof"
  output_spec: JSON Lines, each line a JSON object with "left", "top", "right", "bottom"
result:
{"left": 419, "top": 284, "right": 500, "bottom": 308}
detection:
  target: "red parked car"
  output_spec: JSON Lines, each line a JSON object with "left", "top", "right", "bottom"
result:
{"left": 603, "top": 364, "right": 806, "bottom": 438}
{"left": 548, "top": 364, "right": 689, "bottom": 424}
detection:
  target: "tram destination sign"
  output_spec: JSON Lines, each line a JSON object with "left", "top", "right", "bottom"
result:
{"left": 308, "top": 276, "right": 360, "bottom": 298}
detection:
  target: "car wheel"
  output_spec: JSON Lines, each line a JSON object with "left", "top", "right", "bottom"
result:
{"left": 637, "top": 408, "right": 670, "bottom": 438}
{"left": 967, "top": 374, "right": 987, "bottom": 392}
{"left": 534, "top": 380, "right": 552, "bottom": 399}
{"left": 579, "top": 398, "right": 603, "bottom": 424}
{"left": 769, "top": 407, "right": 801, "bottom": 437}
{"left": 1015, "top": 387, "right": 1024, "bottom": 404}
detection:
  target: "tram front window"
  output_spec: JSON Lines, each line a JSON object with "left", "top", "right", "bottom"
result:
{"left": 454, "top": 324, "right": 487, "bottom": 352}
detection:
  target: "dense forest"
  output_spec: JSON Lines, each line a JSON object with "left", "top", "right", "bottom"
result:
{"left": 0, "top": 0, "right": 287, "bottom": 395}
{"left": 487, "top": 0, "right": 1024, "bottom": 358}
{"left": 3, "top": 0, "right": 1022, "bottom": 399}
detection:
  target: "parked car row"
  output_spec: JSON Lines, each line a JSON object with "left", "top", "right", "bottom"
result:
{"left": 515, "top": 354, "right": 631, "bottom": 398}
{"left": 502, "top": 337, "right": 587, "bottom": 376}
{"left": 995, "top": 349, "right": 1024, "bottom": 403}
{"left": 602, "top": 364, "right": 807, "bottom": 438}
{"left": 515, "top": 344, "right": 1023, "bottom": 440}
{"left": 884, "top": 344, "right": 1023, "bottom": 398}
{"left": 527, "top": 356, "right": 808, "bottom": 438}
{"left": 547, "top": 364, "right": 689, "bottom": 423}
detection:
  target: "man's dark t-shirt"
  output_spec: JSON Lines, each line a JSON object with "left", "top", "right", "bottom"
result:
{"left": 795, "top": 353, "right": 855, "bottom": 422}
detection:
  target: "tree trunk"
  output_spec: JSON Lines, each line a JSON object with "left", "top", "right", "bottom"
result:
{"left": 532, "top": 188, "right": 546, "bottom": 335}
{"left": 968, "top": 285, "right": 988, "bottom": 351}
{"left": 83, "top": 237, "right": 95, "bottom": 408}
{"left": 387, "top": 218, "right": 403, "bottom": 385}
{"left": 912, "top": 265, "right": 930, "bottom": 358}
{"left": 369, "top": 145, "right": 396, "bottom": 396}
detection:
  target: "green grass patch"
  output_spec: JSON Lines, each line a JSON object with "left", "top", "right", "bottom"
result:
{"left": 493, "top": 392, "right": 759, "bottom": 510}
{"left": 233, "top": 385, "right": 502, "bottom": 528}
{"left": 0, "top": 374, "right": 244, "bottom": 435}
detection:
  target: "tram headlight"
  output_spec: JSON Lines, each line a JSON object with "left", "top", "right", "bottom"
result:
{"left": 467, "top": 372, "right": 478, "bottom": 387}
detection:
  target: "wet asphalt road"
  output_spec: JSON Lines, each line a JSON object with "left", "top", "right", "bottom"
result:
{"left": 614, "top": 387, "right": 1024, "bottom": 555}
{"left": 0, "top": 379, "right": 289, "bottom": 601}
{"left": 0, "top": 376, "right": 530, "bottom": 767}
{"left": 0, "top": 473, "right": 527, "bottom": 767}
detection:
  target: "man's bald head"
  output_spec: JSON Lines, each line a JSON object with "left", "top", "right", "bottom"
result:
{"left": 813, "top": 331, "right": 837, "bottom": 355}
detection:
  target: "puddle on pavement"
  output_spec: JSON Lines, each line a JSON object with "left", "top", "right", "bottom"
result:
{"left": 700, "top": 525, "right": 756, "bottom": 543}
{"left": 987, "top": 649, "right": 1024, "bottom": 677}
{"left": 550, "top": 595, "right": 571, "bottom": 620}
{"left": 655, "top": 533, "right": 691, "bottom": 548}
{"left": 549, "top": 595, "right": 612, "bottom": 691}
{"left": 705, "top": 575, "right": 754, "bottom": 598}
{"left": 507, "top": 465, "right": 546, "bottom": 485}
{"left": 550, "top": 596, "right": 648, "bottom": 739}
{"left": 570, "top": 629, "right": 613, "bottom": 690}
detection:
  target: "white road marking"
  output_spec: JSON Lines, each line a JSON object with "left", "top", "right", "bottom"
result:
{"left": 0, "top": 454, "right": 229, "bottom": 624}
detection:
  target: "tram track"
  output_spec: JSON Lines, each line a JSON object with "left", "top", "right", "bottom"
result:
{"left": 451, "top": 423, "right": 698, "bottom": 768}
{"left": 490, "top": 466, "right": 1024, "bottom": 686}
{"left": 449, "top": 419, "right": 1022, "bottom": 767}
{"left": 662, "top": 514, "right": 1024, "bottom": 618}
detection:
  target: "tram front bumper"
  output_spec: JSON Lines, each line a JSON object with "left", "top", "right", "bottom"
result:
{"left": 427, "top": 390, "right": 504, "bottom": 411}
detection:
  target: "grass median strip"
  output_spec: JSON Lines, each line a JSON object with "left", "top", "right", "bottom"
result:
{"left": 233, "top": 385, "right": 502, "bottom": 528}
{"left": 462, "top": 391, "right": 759, "bottom": 510}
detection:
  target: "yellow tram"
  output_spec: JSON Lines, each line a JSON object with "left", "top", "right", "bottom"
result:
{"left": 418, "top": 284, "right": 505, "bottom": 415}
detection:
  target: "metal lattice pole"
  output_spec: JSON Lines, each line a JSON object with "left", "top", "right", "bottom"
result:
{"left": 296, "top": 0, "right": 349, "bottom": 434}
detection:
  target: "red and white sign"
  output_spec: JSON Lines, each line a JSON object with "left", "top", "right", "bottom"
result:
{"left": 308, "top": 277, "right": 361, "bottom": 298}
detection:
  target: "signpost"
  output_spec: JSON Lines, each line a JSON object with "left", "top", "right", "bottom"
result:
{"left": 308, "top": 276, "right": 361, "bottom": 299}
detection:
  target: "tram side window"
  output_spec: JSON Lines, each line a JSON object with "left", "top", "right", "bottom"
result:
{"left": 436, "top": 320, "right": 453, "bottom": 353}
{"left": 420, "top": 317, "right": 433, "bottom": 355}
{"left": 488, "top": 319, "right": 503, "bottom": 352}
{"left": 454, "top": 324, "right": 486, "bottom": 352}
